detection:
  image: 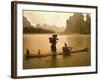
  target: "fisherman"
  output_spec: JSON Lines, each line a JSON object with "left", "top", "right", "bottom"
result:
{"left": 62, "top": 43, "right": 72, "bottom": 56}
{"left": 26, "top": 48, "right": 29, "bottom": 55}
{"left": 38, "top": 49, "right": 40, "bottom": 55}
{"left": 49, "top": 34, "right": 59, "bottom": 54}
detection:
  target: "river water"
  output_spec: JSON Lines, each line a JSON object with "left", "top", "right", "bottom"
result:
{"left": 23, "top": 34, "right": 90, "bottom": 69}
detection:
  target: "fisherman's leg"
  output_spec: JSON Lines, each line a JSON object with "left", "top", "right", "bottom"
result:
{"left": 54, "top": 45, "right": 57, "bottom": 53}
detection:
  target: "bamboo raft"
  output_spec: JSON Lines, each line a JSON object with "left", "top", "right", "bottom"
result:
{"left": 24, "top": 48, "right": 89, "bottom": 58}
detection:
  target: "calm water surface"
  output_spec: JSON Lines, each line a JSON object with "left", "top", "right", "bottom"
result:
{"left": 23, "top": 34, "right": 90, "bottom": 69}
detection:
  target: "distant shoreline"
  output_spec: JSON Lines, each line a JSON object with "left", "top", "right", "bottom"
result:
{"left": 23, "top": 33, "right": 90, "bottom": 35}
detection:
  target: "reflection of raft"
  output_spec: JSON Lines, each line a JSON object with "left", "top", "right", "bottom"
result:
{"left": 24, "top": 48, "right": 89, "bottom": 58}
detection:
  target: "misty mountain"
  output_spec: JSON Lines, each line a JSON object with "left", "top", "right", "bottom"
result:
{"left": 23, "top": 16, "right": 31, "bottom": 27}
{"left": 23, "top": 16, "right": 55, "bottom": 33}
{"left": 65, "top": 13, "right": 91, "bottom": 34}
{"left": 36, "top": 24, "right": 65, "bottom": 33}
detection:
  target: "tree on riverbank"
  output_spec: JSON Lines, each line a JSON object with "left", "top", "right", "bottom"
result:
{"left": 23, "top": 26, "right": 55, "bottom": 33}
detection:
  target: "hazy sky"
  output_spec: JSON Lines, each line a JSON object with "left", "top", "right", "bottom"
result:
{"left": 23, "top": 11, "right": 74, "bottom": 27}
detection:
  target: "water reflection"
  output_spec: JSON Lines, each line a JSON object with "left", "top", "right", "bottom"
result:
{"left": 50, "top": 56, "right": 57, "bottom": 67}
{"left": 69, "top": 35, "right": 90, "bottom": 48}
{"left": 23, "top": 34, "right": 90, "bottom": 69}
